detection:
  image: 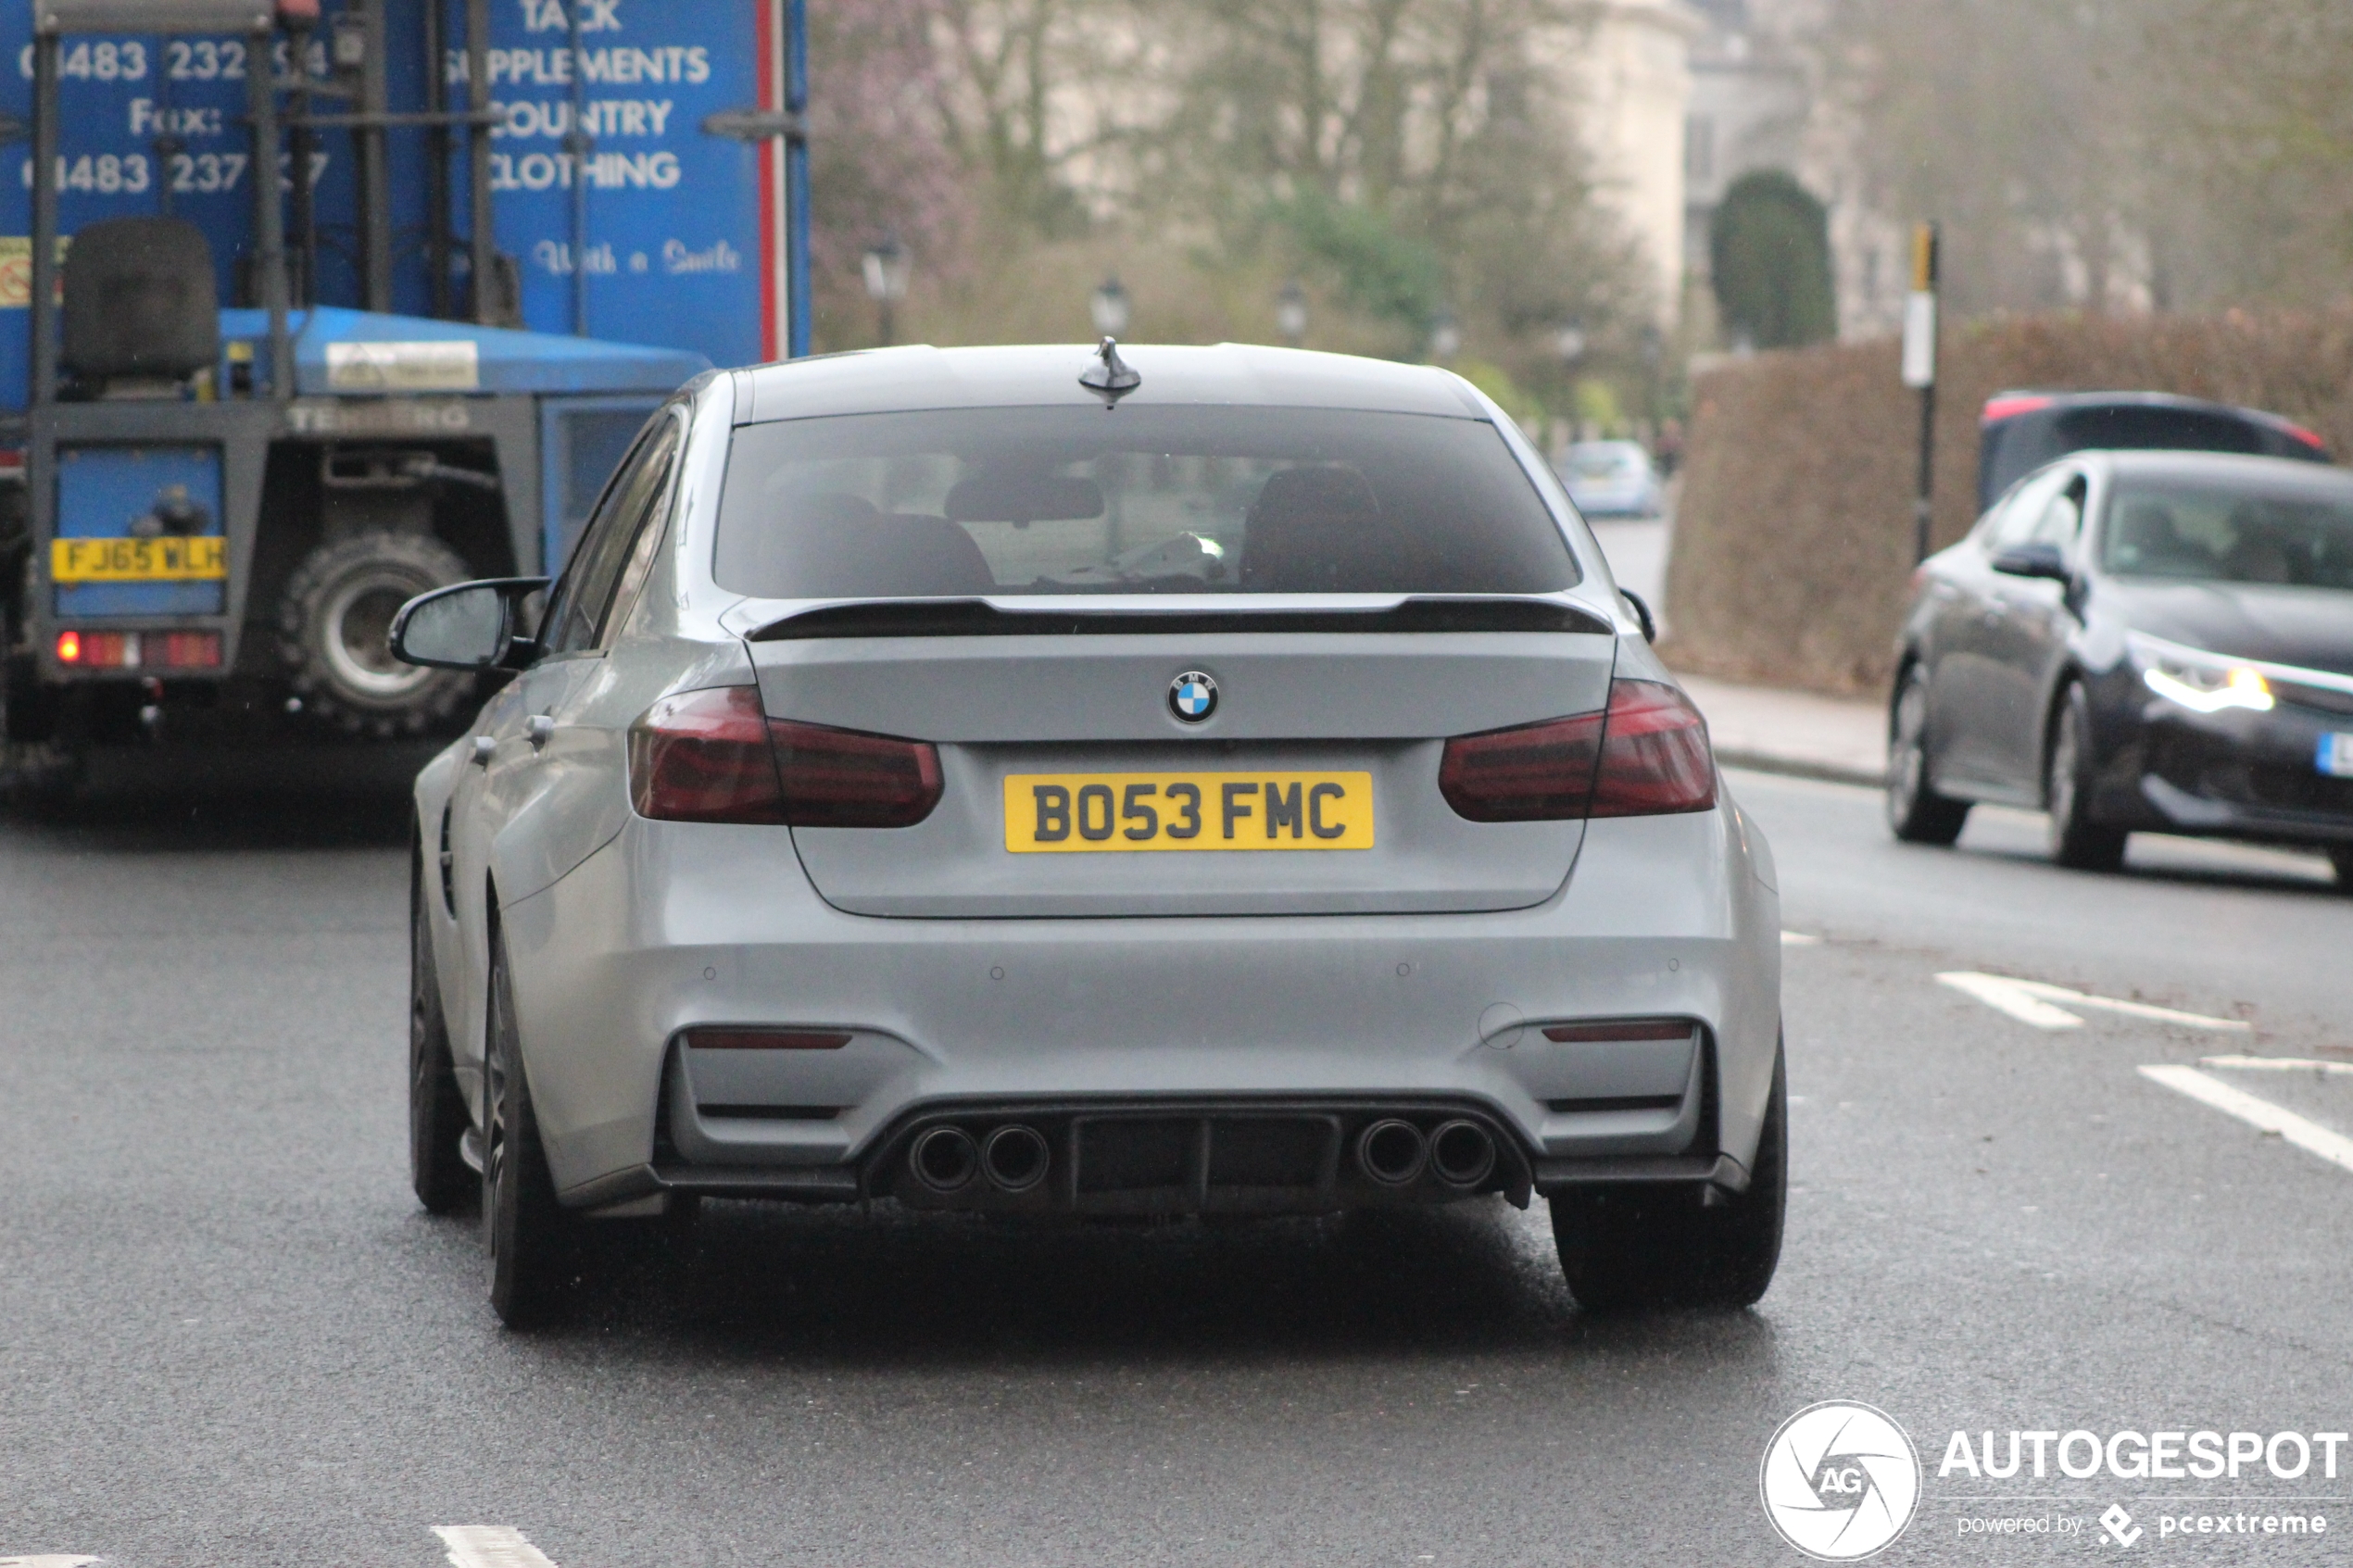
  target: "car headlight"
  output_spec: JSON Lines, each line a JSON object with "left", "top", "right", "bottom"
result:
{"left": 2127, "top": 633, "right": 2275, "bottom": 714}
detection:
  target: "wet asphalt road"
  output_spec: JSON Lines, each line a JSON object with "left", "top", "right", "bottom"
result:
{"left": 4, "top": 768, "right": 2353, "bottom": 1567}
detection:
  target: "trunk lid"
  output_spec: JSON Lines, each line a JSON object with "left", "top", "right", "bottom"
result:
{"left": 744, "top": 598, "right": 1618, "bottom": 918}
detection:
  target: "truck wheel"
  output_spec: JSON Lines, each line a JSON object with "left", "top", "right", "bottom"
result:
{"left": 281, "top": 533, "right": 476, "bottom": 739}
{"left": 1551, "top": 1043, "right": 1787, "bottom": 1311}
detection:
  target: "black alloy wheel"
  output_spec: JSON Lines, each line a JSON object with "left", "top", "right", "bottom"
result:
{"left": 484, "top": 921, "right": 575, "bottom": 1327}
{"left": 409, "top": 834, "right": 473, "bottom": 1214}
{"left": 1886, "top": 667, "right": 1969, "bottom": 845}
{"left": 2045, "top": 683, "right": 2129, "bottom": 872}
{"left": 1551, "top": 1040, "right": 1788, "bottom": 1311}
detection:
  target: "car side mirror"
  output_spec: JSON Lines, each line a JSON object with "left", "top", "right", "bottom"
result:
{"left": 390, "top": 577, "right": 550, "bottom": 671}
{"left": 1990, "top": 542, "right": 2070, "bottom": 583}
{"left": 1620, "top": 587, "right": 1658, "bottom": 643}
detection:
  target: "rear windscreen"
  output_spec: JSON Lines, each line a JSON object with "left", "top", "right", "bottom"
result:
{"left": 2104, "top": 479, "right": 2353, "bottom": 589}
{"left": 713, "top": 406, "right": 1579, "bottom": 598}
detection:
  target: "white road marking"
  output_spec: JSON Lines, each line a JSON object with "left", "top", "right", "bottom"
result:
{"left": 2139, "top": 1066, "right": 2353, "bottom": 1178}
{"left": 434, "top": 1526, "right": 562, "bottom": 1568}
{"left": 2202, "top": 1054, "right": 2353, "bottom": 1077}
{"left": 1936, "top": 972, "right": 2251, "bottom": 1033}
{"left": 0, "top": 1557, "right": 101, "bottom": 1567}
{"left": 1780, "top": 931, "right": 1821, "bottom": 946}
{"left": 1936, "top": 972, "right": 2085, "bottom": 1029}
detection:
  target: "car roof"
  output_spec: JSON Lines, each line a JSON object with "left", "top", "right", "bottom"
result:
{"left": 2083, "top": 449, "right": 2353, "bottom": 490}
{"left": 730, "top": 343, "right": 1486, "bottom": 425}
{"left": 1981, "top": 387, "right": 2299, "bottom": 429}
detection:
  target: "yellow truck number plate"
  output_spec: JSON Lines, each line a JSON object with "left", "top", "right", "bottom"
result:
{"left": 52, "top": 535, "right": 227, "bottom": 583}
{"left": 1004, "top": 771, "right": 1375, "bottom": 853}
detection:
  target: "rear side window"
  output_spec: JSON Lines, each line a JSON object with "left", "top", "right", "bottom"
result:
{"left": 712, "top": 406, "right": 1579, "bottom": 598}
{"left": 2053, "top": 408, "right": 2264, "bottom": 458}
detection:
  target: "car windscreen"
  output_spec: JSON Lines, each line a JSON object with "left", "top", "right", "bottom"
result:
{"left": 713, "top": 405, "right": 1580, "bottom": 598}
{"left": 2103, "top": 479, "right": 2353, "bottom": 589}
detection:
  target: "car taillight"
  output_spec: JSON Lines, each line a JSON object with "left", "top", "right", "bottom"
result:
{"left": 1980, "top": 394, "right": 2052, "bottom": 424}
{"left": 1439, "top": 709, "right": 1604, "bottom": 822}
{"left": 628, "top": 685, "right": 942, "bottom": 828}
{"left": 1588, "top": 680, "right": 1717, "bottom": 816}
{"left": 1439, "top": 679, "right": 1715, "bottom": 822}
{"left": 769, "top": 717, "right": 944, "bottom": 828}
{"left": 2284, "top": 420, "right": 2327, "bottom": 453}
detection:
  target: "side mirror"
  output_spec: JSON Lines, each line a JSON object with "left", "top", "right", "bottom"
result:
{"left": 1620, "top": 587, "right": 1658, "bottom": 643}
{"left": 1990, "top": 542, "right": 2070, "bottom": 583}
{"left": 389, "top": 578, "right": 550, "bottom": 671}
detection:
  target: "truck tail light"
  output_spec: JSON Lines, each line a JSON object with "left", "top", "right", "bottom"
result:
{"left": 1439, "top": 679, "right": 1715, "bottom": 822}
{"left": 53, "top": 630, "right": 220, "bottom": 670}
{"left": 629, "top": 686, "right": 942, "bottom": 828}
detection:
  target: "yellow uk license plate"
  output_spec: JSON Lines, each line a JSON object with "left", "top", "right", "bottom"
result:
{"left": 1004, "top": 771, "right": 1376, "bottom": 852}
{"left": 51, "top": 535, "right": 227, "bottom": 583}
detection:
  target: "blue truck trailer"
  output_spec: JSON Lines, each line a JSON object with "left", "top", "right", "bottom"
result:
{"left": 4, "top": 0, "right": 803, "bottom": 779}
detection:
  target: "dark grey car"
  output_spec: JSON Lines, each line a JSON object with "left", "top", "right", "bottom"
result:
{"left": 1890, "top": 450, "right": 2353, "bottom": 886}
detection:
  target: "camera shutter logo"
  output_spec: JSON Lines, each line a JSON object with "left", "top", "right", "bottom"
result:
{"left": 1759, "top": 1401, "right": 1922, "bottom": 1560}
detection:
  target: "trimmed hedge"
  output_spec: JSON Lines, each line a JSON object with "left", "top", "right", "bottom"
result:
{"left": 1661, "top": 311, "right": 2353, "bottom": 696}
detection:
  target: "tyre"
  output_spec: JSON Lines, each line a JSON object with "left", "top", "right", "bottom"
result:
{"left": 484, "top": 921, "right": 575, "bottom": 1327}
{"left": 2045, "top": 683, "right": 2127, "bottom": 872}
{"left": 1551, "top": 1042, "right": 1787, "bottom": 1311}
{"left": 280, "top": 532, "right": 476, "bottom": 739}
{"left": 409, "top": 833, "right": 472, "bottom": 1215}
{"left": 2329, "top": 846, "right": 2353, "bottom": 894}
{"left": 1886, "top": 666, "right": 1969, "bottom": 845}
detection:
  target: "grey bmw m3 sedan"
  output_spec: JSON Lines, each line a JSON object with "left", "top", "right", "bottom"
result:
{"left": 391, "top": 341, "right": 1786, "bottom": 1326}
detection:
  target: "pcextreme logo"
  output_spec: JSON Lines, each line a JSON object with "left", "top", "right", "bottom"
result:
{"left": 1761, "top": 1401, "right": 1924, "bottom": 1560}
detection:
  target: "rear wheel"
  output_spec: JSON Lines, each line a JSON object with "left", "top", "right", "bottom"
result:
{"left": 1551, "top": 1044, "right": 1787, "bottom": 1311}
{"left": 1886, "top": 667, "right": 1969, "bottom": 845}
{"left": 280, "top": 532, "right": 476, "bottom": 738}
{"left": 409, "top": 835, "right": 472, "bottom": 1214}
{"left": 2045, "top": 684, "right": 2128, "bottom": 872}
{"left": 484, "top": 922, "right": 575, "bottom": 1327}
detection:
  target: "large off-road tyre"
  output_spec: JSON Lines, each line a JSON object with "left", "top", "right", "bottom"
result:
{"left": 1551, "top": 1043, "right": 1788, "bottom": 1311}
{"left": 484, "top": 922, "right": 576, "bottom": 1328}
{"left": 2045, "top": 683, "right": 2128, "bottom": 872}
{"left": 1886, "top": 666, "right": 1969, "bottom": 845}
{"left": 409, "top": 833, "right": 473, "bottom": 1215}
{"left": 280, "top": 532, "right": 476, "bottom": 739}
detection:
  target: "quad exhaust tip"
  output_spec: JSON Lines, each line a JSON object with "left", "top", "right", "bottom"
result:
{"left": 1355, "top": 1119, "right": 1428, "bottom": 1186}
{"left": 909, "top": 1125, "right": 979, "bottom": 1193}
{"left": 981, "top": 1123, "right": 1051, "bottom": 1193}
{"left": 1428, "top": 1120, "right": 1497, "bottom": 1188}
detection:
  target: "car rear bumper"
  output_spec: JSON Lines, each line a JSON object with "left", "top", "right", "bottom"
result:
{"left": 497, "top": 797, "right": 1781, "bottom": 1211}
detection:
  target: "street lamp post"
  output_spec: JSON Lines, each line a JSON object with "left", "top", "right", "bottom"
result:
{"left": 1090, "top": 273, "right": 1131, "bottom": 338}
{"left": 1276, "top": 279, "right": 1308, "bottom": 347}
{"left": 861, "top": 233, "right": 911, "bottom": 347}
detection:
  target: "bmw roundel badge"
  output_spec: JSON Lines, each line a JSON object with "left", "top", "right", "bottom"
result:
{"left": 1168, "top": 670, "right": 1218, "bottom": 722}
